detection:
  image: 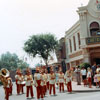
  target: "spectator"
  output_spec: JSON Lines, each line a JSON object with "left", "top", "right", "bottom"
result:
{"left": 94, "top": 72, "right": 98, "bottom": 88}
{"left": 96, "top": 64, "right": 100, "bottom": 73}
{"left": 91, "top": 63, "right": 97, "bottom": 85}
{"left": 97, "top": 70, "right": 100, "bottom": 87}
{"left": 81, "top": 67, "right": 87, "bottom": 86}
{"left": 87, "top": 67, "right": 92, "bottom": 88}
{"left": 74, "top": 66, "right": 81, "bottom": 85}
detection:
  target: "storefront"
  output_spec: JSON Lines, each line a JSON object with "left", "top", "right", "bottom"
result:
{"left": 65, "top": 0, "right": 100, "bottom": 67}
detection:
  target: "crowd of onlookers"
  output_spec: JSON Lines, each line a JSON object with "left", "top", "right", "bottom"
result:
{"left": 74, "top": 63, "right": 100, "bottom": 88}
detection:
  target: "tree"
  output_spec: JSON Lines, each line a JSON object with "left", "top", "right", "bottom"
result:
{"left": 80, "top": 62, "right": 91, "bottom": 69}
{"left": 0, "top": 52, "right": 29, "bottom": 70}
{"left": 24, "top": 33, "right": 58, "bottom": 66}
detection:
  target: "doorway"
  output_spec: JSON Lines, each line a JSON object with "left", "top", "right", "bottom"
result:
{"left": 94, "top": 58, "right": 100, "bottom": 65}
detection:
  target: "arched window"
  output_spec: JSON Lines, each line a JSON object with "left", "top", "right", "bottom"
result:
{"left": 90, "top": 22, "right": 100, "bottom": 36}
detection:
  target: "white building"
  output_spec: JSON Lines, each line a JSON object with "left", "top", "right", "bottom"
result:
{"left": 65, "top": 0, "right": 100, "bottom": 67}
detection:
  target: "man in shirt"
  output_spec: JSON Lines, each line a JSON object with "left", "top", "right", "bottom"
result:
{"left": 81, "top": 67, "right": 87, "bottom": 86}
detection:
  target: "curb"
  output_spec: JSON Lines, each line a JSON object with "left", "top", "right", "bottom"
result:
{"left": 72, "top": 90, "right": 100, "bottom": 93}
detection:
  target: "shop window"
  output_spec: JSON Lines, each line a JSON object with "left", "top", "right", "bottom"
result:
{"left": 90, "top": 22, "right": 100, "bottom": 36}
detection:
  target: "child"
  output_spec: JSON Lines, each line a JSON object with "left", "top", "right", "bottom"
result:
{"left": 87, "top": 67, "right": 92, "bottom": 88}
{"left": 94, "top": 72, "right": 98, "bottom": 88}
{"left": 97, "top": 70, "right": 100, "bottom": 87}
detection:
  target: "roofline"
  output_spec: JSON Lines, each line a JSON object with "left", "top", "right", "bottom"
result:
{"left": 65, "top": 20, "right": 80, "bottom": 36}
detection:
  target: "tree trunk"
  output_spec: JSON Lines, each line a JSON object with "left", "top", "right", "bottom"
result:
{"left": 44, "top": 59, "right": 48, "bottom": 68}
{"left": 46, "top": 60, "right": 48, "bottom": 68}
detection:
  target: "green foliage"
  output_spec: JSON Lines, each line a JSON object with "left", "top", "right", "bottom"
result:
{"left": 80, "top": 62, "right": 91, "bottom": 69}
{"left": 0, "top": 81, "right": 3, "bottom": 85}
{"left": 0, "top": 52, "right": 29, "bottom": 70}
{"left": 17, "top": 60, "right": 29, "bottom": 70}
{"left": 24, "top": 33, "right": 58, "bottom": 66}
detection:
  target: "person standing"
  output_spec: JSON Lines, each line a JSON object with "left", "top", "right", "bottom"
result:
{"left": 15, "top": 69, "right": 19, "bottom": 95}
{"left": 91, "top": 63, "right": 97, "bottom": 85}
{"left": 20, "top": 72, "right": 25, "bottom": 94}
{"left": 94, "top": 72, "right": 98, "bottom": 88}
{"left": 0, "top": 68, "right": 12, "bottom": 100}
{"left": 58, "top": 68, "right": 64, "bottom": 92}
{"left": 64, "top": 70, "right": 72, "bottom": 93}
{"left": 96, "top": 64, "right": 100, "bottom": 73}
{"left": 81, "top": 67, "right": 87, "bottom": 86}
{"left": 97, "top": 70, "right": 100, "bottom": 87}
{"left": 49, "top": 67, "right": 56, "bottom": 96}
{"left": 8, "top": 77, "right": 13, "bottom": 95}
{"left": 34, "top": 67, "right": 44, "bottom": 100}
{"left": 55, "top": 70, "right": 59, "bottom": 89}
{"left": 15, "top": 69, "right": 22, "bottom": 95}
{"left": 25, "top": 68, "right": 34, "bottom": 99}
{"left": 41, "top": 68, "right": 47, "bottom": 97}
{"left": 87, "top": 67, "right": 92, "bottom": 88}
{"left": 74, "top": 66, "right": 81, "bottom": 85}
{"left": 46, "top": 70, "right": 50, "bottom": 91}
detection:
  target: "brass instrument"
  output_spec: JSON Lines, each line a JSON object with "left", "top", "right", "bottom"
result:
{"left": 0, "top": 68, "right": 10, "bottom": 87}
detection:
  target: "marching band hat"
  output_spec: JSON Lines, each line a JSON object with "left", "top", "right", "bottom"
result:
{"left": 26, "top": 68, "right": 31, "bottom": 74}
{"left": 16, "top": 68, "right": 21, "bottom": 74}
{"left": 59, "top": 67, "right": 62, "bottom": 72}
{"left": 36, "top": 67, "right": 40, "bottom": 71}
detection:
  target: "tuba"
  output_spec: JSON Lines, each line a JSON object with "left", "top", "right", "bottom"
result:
{"left": 0, "top": 68, "right": 10, "bottom": 87}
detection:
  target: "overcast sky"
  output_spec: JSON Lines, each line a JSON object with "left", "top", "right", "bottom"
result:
{"left": 0, "top": 0, "right": 89, "bottom": 67}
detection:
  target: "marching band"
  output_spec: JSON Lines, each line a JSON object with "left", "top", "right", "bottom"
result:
{"left": 0, "top": 67, "right": 73, "bottom": 100}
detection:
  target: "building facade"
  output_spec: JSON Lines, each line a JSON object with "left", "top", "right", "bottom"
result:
{"left": 65, "top": 0, "right": 100, "bottom": 67}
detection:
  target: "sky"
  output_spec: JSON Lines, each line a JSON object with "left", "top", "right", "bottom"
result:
{"left": 0, "top": 0, "right": 89, "bottom": 67}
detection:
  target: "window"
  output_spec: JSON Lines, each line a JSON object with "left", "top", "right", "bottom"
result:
{"left": 90, "top": 22, "right": 99, "bottom": 36}
{"left": 69, "top": 39, "right": 72, "bottom": 53}
{"left": 77, "top": 33, "right": 81, "bottom": 49}
{"left": 73, "top": 36, "right": 76, "bottom": 51}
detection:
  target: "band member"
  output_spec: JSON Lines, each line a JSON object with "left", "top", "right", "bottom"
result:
{"left": 45, "top": 70, "right": 50, "bottom": 90}
{"left": 20, "top": 71, "right": 25, "bottom": 94}
{"left": 49, "top": 67, "right": 56, "bottom": 96}
{"left": 15, "top": 69, "right": 23, "bottom": 95}
{"left": 64, "top": 70, "right": 72, "bottom": 93}
{"left": 15, "top": 69, "right": 19, "bottom": 94}
{"left": 41, "top": 68, "right": 47, "bottom": 96}
{"left": 0, "top": 68, "right": 12, "bottom": 100}
{"left": 34, "top": 67, "right": 44, "bottom": 100}
{"left": 58, "top": 68, "right": 64, "bottom": 92}
{"left": 8, "top": 77, "right": 13, "bottom": 95}
{"left": 25, "top": 68, "right": 34, "bottom": 99}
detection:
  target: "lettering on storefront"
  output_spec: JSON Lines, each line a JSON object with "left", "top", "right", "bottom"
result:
{"left": 86, "top": 37, "right": 100, "bottom": 45}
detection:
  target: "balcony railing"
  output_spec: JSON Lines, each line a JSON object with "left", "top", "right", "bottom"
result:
{"left": 86, "top": 36, "right": 100, "bottom": 45}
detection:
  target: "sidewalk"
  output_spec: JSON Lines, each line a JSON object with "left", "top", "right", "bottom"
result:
{"left": 72, "top": 81, "right": 100, "bottom": 92}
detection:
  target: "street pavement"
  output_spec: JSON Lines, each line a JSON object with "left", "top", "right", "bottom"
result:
{"left": 0, "top": 82, "right": 100, "bottom": 100}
